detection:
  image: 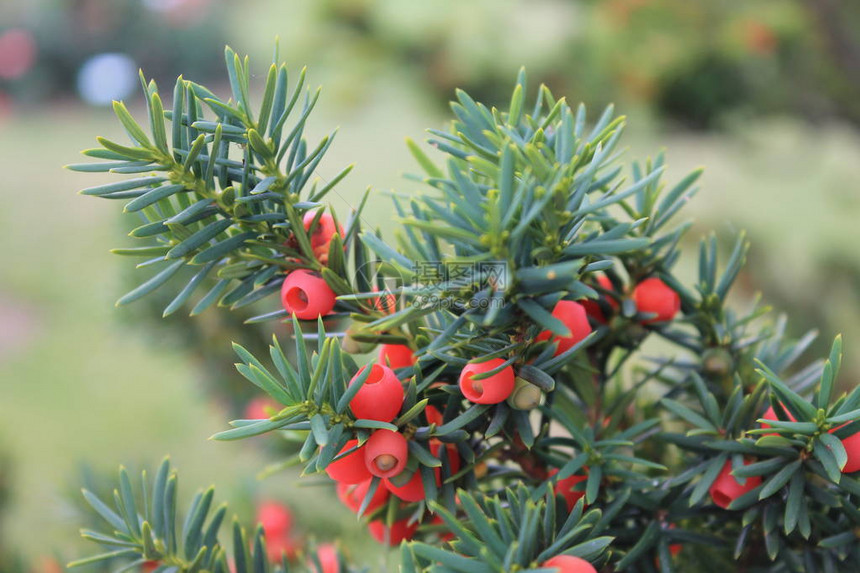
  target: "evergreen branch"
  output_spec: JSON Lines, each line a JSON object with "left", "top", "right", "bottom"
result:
{"left": 70, "top": 460, "right": 361, "bottom": 573}
{"left": 71, "top": 48, "right": 353, "bottom": 317}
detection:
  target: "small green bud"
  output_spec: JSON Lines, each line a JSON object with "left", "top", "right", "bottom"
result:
{"left": 220, "top": 186, "right": 236, "bottom": 206}
{"left": 622, "top": 322, "right": 649, "bottom": 344}
{"left": 702, "top": 348, "right": 734, "bottom": 379}
{"left": 342, "top": 327, "right": 377, "bottom": 354}
{"left": 507, "top": 377, "right": 545, "bottom": 410}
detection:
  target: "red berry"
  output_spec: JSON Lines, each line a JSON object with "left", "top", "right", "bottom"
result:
{"left": 256, "top": 502, "right": 298, "bottom": 562}
{"left": 430, "top": 515, "right": 455, "bottom": 541}
{"left": 653, "top": 523, "right": 681, "bottom": 560}
{"left": 761, "top": 405, "right": 796, "bottom": 427}
{"left": 370, "top": 287, "right": 397, "bottom": 314}
{"left": 326, "top": 440, "right": 372, "bottom": 484}
{"left": 312, "top": 245, "right": 329, "bottom": 262}
{"left": 349, "top": 364, "right": 404, "bottom": 422}
{"left": 379, "top": 344, "right": 416, "bottom": 370}
{"left": 581, "top": 299, "right": 602, "bottom": 324}
{"left": 548, "top": 468, "right": 588, "bottom": 511}
{"left": 669, "top": 542, "right": 681, "bottom": 557}
{"left": 244, "top": 397, "right": 279, "bottom": 420}
{"left": 458, "top": 358, "right": 515, "bottom": 404}
{"left": 632, "top": 277, "right": 680, "bottom": 324}
{"left": 303, "top": 211, "right": 343, "bottom": 264}
{"left": 425, "top": 405, "right": 444, "bottom": 426}
{"left": 386, "top": 440, "right": 460, "bottom": 501}
{"left": 431, "top": 440, "right": 462, "bottom": 476}
{"left": 840, "top": 431, "right": 860, "bottom": 473}
{"left": 384, "top": 469, "right": 426, "bottom": 502}
{"left": 310, "top": 543, "right": 340, "bottom": 573}
{"left": 581, "top": 274, "right": 619, "bottom": 324}
{"left": 709, "top": 459, "right": 762, "bottom": 509}
{"left": 34, "top": 558, "right": 64, "bottom": 573}
{"left": 364, "top": 430, "right": 409, "bottom": 479}
{"left": 368, "top": 519, "right": 418, "bottom": 545}
{"left": 760, "top": 404, "right": 796, "bottom": 435}
{"left": 256, "top": 501, "right": 293, "bottom": 539}
{"left": 281, "top": 270, "right": 336, "bottom": 320}
{"left": 541, "top": 554, "right": 597, "bottom": 573}
{"left": 142, "top": 562, "right": 159, "bottom": 572}
{"left": 336, "top": 479, "right": 390, "bottom": 514}
{"left": 535, "top": 300, "right": 592, "bottom": 356}
{"left": 266, "top": 534, "right": 298, "bottom": 562}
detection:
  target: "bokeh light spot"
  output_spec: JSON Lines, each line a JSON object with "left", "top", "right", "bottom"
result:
{"left": 76, "top": 53, "right": 138, "bottom": 106}
{"left": 0, "top": 28, "right": 37, "bottom": 80}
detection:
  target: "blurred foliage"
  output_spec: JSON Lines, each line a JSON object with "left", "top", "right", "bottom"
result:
{"left": 0, "top": 449, "right": 21, "bottom": 573}
{"left": 0, "top": 0, "right": 226, "bottom": 104}
{"left": 3, "top": 0, "right": 859, "bottom": 126}
{"left": 295, "top": 0, "right": 860, "bottom": 128}
{"left": 746, "top": 247, "right": 860, "bottom": 392}
{"left": 116, "top": 243, "right": 284, "bottom": 419}
{"left": 68, "top": 460, "right": 369, "bottom": 573}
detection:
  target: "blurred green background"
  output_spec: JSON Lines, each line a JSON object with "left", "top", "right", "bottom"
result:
{"left": 1, "top": 0, "right": 859, "bottom": 569}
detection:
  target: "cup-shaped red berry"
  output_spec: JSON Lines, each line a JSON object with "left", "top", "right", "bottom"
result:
{"left": 364, "top": 429, "right": 409, "bottom": 479}
{"left": 535, "top": 300, "right": 592, "bottom": 356}
{"left": 632, "top": 277, "right": 680, "bottom": 324}
{"left": 549, "top": 468, "right": 588, "bottom": 511}
{"left": 281, "top": 270, "right": 336, "bottom": 320}
{"left": 368, "top": 518, "right": 418, "bottom": 545}
{"left": 325, "top": 440, "right": 372, "bottom": 484}
{"left": 841, "top": 431, "right": 860, "bottom": 473}
{"left": 256, "top": 501, "right": 293, "bottom": 539}
{"left": 349, "top": 364, "right": 404, "bottom": 422}
{"left": 541, "top": 554, "right": 597, "bottom": 573}
{"left": 379, "top": 344, "right": 416, "bottom": 370}
{"left": 336, "top": 479, "right": 390, "bottom": 514}
{"left": 709, "top": 459, "right": 762, "bottom": 509}
{"left": 458, "top": 358, "right": 515, "bottom": 404}
{"left": 582, "top": 274, "right": 619, "bottom": 324}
